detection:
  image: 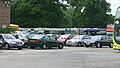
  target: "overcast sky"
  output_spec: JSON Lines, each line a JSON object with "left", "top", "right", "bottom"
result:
{"left": 106, "top": 0, "right": 120, "bottom": 15}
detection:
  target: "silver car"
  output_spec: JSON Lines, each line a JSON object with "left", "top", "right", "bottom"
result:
{"left": 66, "top": 35, "right": 91, "bottom": 47}
{"left": 0, "top": 34, "right": 24, "bottom": 50}
{"left": 0, "top": 40, "right": 3, "bottom": 48}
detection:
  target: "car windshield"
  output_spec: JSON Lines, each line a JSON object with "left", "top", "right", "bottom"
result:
{"left": 91, "top": 36, "right": 102, "bottom": 40}
{"left": 3, "top": 34, "right": 16, "bottom": 39}
{"left": 31, "top": 35, "right": 44, "bottom": 39}
{"left": 116, "top": 7, "right": 120, "bottom": 19}
{"left": 114, "top": 25, "right": 120, "bottom": 41}
{"left": 72, "top": 35, "right": 83, "bottom": 39}
{"left": 59, "top": 35, "right": 69, "bottom": 39}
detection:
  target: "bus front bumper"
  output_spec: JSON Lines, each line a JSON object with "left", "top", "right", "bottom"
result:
{"left": 113, "top": 44, "right": 120, "bottom": 50}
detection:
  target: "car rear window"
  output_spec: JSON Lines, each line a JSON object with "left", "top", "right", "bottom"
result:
{"left": 31, "top": 35, "right": 44, "bottom": 39}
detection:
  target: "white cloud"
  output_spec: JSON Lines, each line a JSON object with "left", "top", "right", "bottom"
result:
{"left": 106, "top": 0, "right": 120, "bottom": 15}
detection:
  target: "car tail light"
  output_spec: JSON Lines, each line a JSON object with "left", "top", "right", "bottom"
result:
{"left": 35, "top": 40, "right": 40, "bottom": 43}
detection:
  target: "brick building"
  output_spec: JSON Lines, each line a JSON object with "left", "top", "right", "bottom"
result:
{"left": 0, "top": 0, "right": 10, "bottom": 28}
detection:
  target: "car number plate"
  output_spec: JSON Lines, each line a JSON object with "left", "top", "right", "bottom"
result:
{"left": 30, "top": 40, "right": 35, "bottom": 42}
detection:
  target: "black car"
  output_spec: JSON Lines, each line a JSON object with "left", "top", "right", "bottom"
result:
{"left": 27, "top": 34, "right": 64, "bottom": 49}
{"left": 84, "top": 35, "right": 112, "bottom": 48}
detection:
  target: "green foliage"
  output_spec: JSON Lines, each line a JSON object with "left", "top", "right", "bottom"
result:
{"left": 62, "top": 7, "right": 74, "bottom": 27}
{"left": 11, "top": 0, "right": 114, "bottom": 28}
{"left": 69, "top": 0, "right": 113, "bottom": 28}
{"left": 0, "top": 27, "right": 16, "bottom": 33}
{"left": 11, "top": 0, "right": 68, "bottom": 28}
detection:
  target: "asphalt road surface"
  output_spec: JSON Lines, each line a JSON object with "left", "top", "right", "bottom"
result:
{"left": 0, "top": 47, "right": 120, "bottom": 68}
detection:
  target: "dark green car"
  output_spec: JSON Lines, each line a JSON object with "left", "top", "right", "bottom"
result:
{"left": 27, "top": 34, "right": 64, "bottom": 49}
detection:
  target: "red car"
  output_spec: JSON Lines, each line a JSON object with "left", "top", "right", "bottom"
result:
{"left": 57, "top": 34, "right": 76, "bottom": 45}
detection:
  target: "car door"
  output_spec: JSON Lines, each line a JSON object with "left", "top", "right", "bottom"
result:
{"left": 49, "top": 36, "right": 58, "bottom": 47}
{"left": 100, "top": 36, "right": 107, "bottom": 45}
{"left": 43, "top": 36, "right": 53, "bottom": 46}
{"left": 105, "top": 36, "right": 112, "bottom": 45}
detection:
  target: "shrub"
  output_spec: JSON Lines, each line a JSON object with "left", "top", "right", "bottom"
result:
{"left": 0, "top": 27, "right": 16, "bottom": 33}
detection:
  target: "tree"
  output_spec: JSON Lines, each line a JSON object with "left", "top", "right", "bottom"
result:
{"left": 69, "top": 0, "right": 113, "bottom": 28}
{"left": 62, "top": 6, "right": 74, "bottom": 27}
{"left": 11, "top": 0, "right": 67, "bottom": 28}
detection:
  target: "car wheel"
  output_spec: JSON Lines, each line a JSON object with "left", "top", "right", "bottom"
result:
{"left": 109, "top": 43, "right": 113, "bottom": 48}
{"left": 4, "top": 44, "right": 10, "bottom": 49}
{"left": 18, "top": 48, "right": 22, "bottom": 50}
{"left": 77, "top": 43, "right": 81, "bottom": 47}
{"left": 30, "top": 46, "right": 35, "bottom": 49}
{"left": 96, "top": 43, "right": 102, "bottom": 48}
{"left": 58, "top": 44, "right": 64, "bottom": 49}
{"left": 42, "top": 44, "right": 47, "bottom": 49}
{"left": 23, "top": 43, "right": 28, "bottom": 48}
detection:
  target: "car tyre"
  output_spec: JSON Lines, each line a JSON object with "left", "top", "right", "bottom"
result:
{"left": 4, "top": 44, "right": 10, "bottom": 49}
{"left": 23, "top": 43, "right": 28, "bottom": 48}
{"left": 77, "top": 42, "right": 81, "bottom": 47}
{"left": 30, "top": 46, "right": 35, "bottom": 49}
{"left": 42, "top": 44, "right": 47, "bottom": 49}
{"left": 58, "top": 44, "right": 64, "bottom": 49}
{"left": 109, "top": 43, "right": 113, "bottom": 48}
{"left": 96, "top": 43, "right": 102, "bottom": 48}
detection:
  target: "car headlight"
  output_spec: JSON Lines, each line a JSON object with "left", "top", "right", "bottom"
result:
{"left": 84, "top": 41, "right": 87, "bottom": 43}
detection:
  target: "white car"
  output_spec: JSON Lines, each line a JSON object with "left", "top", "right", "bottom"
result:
{"left": 66, "top": 35, "right": 91, "bottom": 47}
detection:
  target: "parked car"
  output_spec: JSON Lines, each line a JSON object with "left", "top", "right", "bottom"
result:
{"left": 57, "top": 34, "right": 76, "bottom": 45}
{"left": 66, "top": 35, "right": 91, "bottom": 47}
{"left": 84, "top": 35, "right": 113, "bottom": 48}
{"left": 27, "top": 34, "right": 64, "bottom": 49}
{"left": 0, "top": 34, "right": 24, "bottom": 50}
{"left": 14, "top": 34, "right": 31, "bottom": 48}
{"left": 0, "top": 40, "right": 3, "bottom": 48}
